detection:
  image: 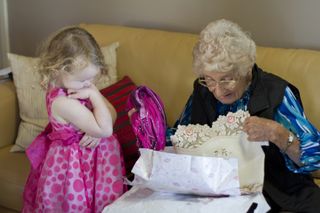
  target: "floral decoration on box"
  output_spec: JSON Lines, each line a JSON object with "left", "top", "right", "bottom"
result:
{"left": 171, "top": 110, "right": 250, "bottom": 149}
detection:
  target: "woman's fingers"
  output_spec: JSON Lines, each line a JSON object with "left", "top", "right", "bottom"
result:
{"left": 243, "top": 116, "right": 271, "bottom": 141}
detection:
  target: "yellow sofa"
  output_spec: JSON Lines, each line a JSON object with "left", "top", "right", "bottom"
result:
{"left": 0, "top": 23, "right": 319, "bottom": 212}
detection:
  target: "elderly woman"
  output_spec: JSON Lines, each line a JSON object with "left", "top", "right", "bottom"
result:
{"left": 170, "top": 19, "right": 320, "bottom": 212}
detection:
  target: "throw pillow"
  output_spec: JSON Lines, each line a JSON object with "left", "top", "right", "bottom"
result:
{"left": 8, "top": 42, "right": 119, "bottom": 152}
{"left": 100, "top": 76, "right": 140, "bottom": 177}
{"left": 96, "top": 42, "right": 119, "bottom": 89}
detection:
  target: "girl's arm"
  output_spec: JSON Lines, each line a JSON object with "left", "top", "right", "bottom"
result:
{"left": 104, "top": 97, "right": 117, "bottom": 124}
{"left": 52, "top": 84, "right": 113, "bottom": 138}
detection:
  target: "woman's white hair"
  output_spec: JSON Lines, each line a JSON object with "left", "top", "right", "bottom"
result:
{"left": 193, "top": 19, "right": 256, "bottom": 77}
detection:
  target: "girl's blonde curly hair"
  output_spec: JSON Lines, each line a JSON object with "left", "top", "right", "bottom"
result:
{"left": 38, "top": 26, "right": 107, "bottom": 88}
{"left": 193, "top": 19, "right": 256, "bottom": 77}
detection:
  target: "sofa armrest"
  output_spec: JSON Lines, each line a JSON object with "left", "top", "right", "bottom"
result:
{"left": 0, "top": 80, "right": 19, "bottom": 148}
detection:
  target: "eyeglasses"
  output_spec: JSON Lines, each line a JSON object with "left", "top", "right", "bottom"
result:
{"left": 198, "top": 76, "right": 238, "bottom": 90}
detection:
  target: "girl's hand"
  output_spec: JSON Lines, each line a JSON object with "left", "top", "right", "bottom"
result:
{"left": 53, "top": 82, "right": 113, "bottom": 138}
{"left": 79, "top": 134, "right": 101, "bottom": 148}
{"left": 67, "top": 83, "right": 99, "bottom": 100}
{"left": 128, "top": 108, "right": 137, "bottom": 119}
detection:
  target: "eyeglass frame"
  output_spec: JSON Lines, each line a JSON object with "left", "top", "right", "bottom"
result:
{"left": 197, "top": 75, "right": 239, "bottom": 90}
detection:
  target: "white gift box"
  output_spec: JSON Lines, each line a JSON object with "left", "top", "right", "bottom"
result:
{"left": 102, "top": 186, "right": 270, "bottom": 213}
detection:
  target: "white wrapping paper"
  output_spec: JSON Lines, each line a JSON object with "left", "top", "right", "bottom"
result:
{"left": 131, "top": 148, "right": 241, "bottom": 196}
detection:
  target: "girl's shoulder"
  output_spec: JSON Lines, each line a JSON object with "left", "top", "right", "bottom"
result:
{"left": 46, "top": 86, "right": 69, "bottom": 121}
{"left": 47, "top": 86, "right": 89, "bottom": 107}
{"left": 47, "top": 86, "right": 67, "bottom": 100}
{"left": 47, "top": 86, "right": 90, "bottom": 118}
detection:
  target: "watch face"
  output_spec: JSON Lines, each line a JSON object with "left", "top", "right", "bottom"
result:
{"left": 282, "top": 132, "right": 295, "bottom": 153}
{"left": 288, "top": 132, "right": 294, "bottom": 143}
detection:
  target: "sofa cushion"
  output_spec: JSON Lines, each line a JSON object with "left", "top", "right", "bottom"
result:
{"left": 0, "top": 81, "right": 19, "bottom": 149}
{"left": 100, "top": 76, "right": 140, "bottom": 176}
{"left": 0, "top": 146, "right": 29, "bottom": 211}
{"left": 8, "top": 42, "right": 119, "bottom": 152}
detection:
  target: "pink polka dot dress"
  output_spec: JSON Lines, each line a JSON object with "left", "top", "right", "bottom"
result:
{"left": 23, "top": 87, "right": 126, "bottom": 213}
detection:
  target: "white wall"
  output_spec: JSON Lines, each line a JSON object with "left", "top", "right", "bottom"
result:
{"left": 7, "top": 0, "right": 320, "bottom": 56}
{"left": 0, "top": 0, "right": 9, "bottom": 68}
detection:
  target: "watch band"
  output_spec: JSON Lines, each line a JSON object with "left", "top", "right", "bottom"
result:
{"left": 282, "top": 131, "right": 295, "bottom": 153}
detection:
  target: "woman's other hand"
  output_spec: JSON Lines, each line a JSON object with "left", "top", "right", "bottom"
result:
{"left": 312, "top": 170, "right": 320, "bottom": 178}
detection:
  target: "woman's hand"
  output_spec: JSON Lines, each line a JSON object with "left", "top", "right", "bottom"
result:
{"left": 79, "top": 134, "right": 101, "bottom": 148}
{"left": 244, "top": 116, "right": 302, "bottom": 165}
{"left": 312, "top": 170, "right": 320, "bottom": 178}
{"left": 243, "top": 116, "right": 286, "bottom": 143}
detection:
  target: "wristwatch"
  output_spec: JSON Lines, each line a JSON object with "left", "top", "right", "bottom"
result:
{"left": 282, "top": 131, "right": 295, "bottom": 153}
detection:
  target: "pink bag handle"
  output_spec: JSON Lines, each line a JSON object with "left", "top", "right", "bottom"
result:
{"left": 127, "top": 86, "right": 166, "bottom": 150}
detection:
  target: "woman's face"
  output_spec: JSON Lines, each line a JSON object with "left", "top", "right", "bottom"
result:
{"left": 201, "top": 70, "right": 251, "bottom": 104}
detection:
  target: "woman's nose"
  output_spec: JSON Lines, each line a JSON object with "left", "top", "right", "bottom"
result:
{"left": 210, "top": 84, "right": 225, "bottom": 95}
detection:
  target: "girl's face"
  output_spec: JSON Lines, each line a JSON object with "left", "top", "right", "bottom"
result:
{"left": 201, "top": 70, "right": 251, "bottom": 104}
{"left": 61, "top": 61, "right": 100, "bottom": 90}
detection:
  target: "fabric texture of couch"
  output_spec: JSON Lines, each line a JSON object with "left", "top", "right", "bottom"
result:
{"left": 0, "top": 23, "right": 319, "bottom": 212}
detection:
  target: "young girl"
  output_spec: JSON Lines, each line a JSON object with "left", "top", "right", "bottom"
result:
{"left": 22, "top": 27, "right": 125, "bottom": 213}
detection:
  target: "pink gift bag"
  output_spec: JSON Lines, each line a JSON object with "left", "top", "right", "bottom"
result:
{"left": 127, "top": 86, "right": 166, "bottom": 151}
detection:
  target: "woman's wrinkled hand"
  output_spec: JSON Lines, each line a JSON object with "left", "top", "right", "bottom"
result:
{"left": 243, "top": 116, "right": 282, "bottom": 142}
{"left": 79, "top": 134, "right": 101, "bottom": 148}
